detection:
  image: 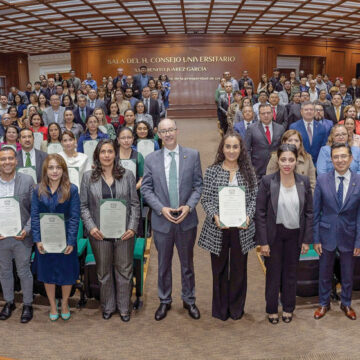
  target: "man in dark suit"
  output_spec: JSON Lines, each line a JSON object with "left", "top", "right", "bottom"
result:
{"left": 16, "top": 129, "right": 48, "bottom": 183}
{"left": 87, "top": 89, "right": 106, "bottom": 113}
{"left": 45, "top": 78, "right": 56, "bottom": 100}
{"left": 245, "top": 104, "right": 284, "bottom": 181}
{"left": 233, "top": 105, "right": 257, "bottom": 140}
{"left": 324, "top": 94, "right": 344, "bottom": 124}
{"left": 112, "top": 67, "right": 127, "bottom": 88}
{"left": 314, "top": 104, "right": 333, "bottom": 138}
{"left": 0, "top": 146, "right": 35, "bottom": 323}
{"left": 141, "top": 118, "right": 203, "bottom": 321}
{"left": 122, "top": 75, "right": 141, "bottom": 99}
{"left": 269, "top": 92, "right": 288, "bottom": 129}
{"left": 287, "top": 91, "right": 310, "bottom": 127}
{"left": 314, "top": 143, "right": 360, "bottom": 320}
{"left": 73, "top": 95, "right": 93, "bottom": 130}
{"left": 348, "top": 78, "right": 360, "bottom": 101}
{"left": 141, "top": 86, "right": 160, "bottom": 130}
{"left": 290, "top": 102, "right": 327, "bottom": 166}
{"left": 31, "top": 81, "right": 45, "bottom": 99}
{"left": 133, "top": 65, "right": 154, "bottom": 92}
{"left": 218, "top": 82, "right": 234, "bottom": 134}
{"left": 269, "top": 68, "right": 280, "bottom": 88}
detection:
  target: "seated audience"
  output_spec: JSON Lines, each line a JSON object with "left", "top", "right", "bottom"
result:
{"left": 1, "top": 125, "right": 21, "bottom": 151}
{"left": 60, "top": 109, "right": 83, "bottom": 140}
{"left": 30, "top": 112, "right": 48, "bottom": 141}
{"left": 40, "top": 122, "right": 62, "bottom": 153}
{"left": 93, "top": 107, "right": 116, "bottom": 140}
{"left": 132, "top": 120, "right": 160, "bottom": 151}
{"left": 134, "top": 100, "right": 153, "bottom": 129}
{"left": 106, "top": 102, "right": 123, "bottom": 129}
{"left": 234, "top": 105, "right": 257, "bottom": 140}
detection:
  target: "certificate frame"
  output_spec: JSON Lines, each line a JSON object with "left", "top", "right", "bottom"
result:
{"left": 137, "top": 139, "right": 155, "bottom": 159}
{"left": 84, "top": 139, "right": 99, "bottom": 166}
{"left": 218, "top": 186, "right": 247, "bottom": 228}
{"left": 0, "top": 196, "right": 22, "bottom": 237}
{"left": 100, "top": 199, "right": 127, "bottom": 239}
{"left": 17, "top": 166, "right": 37, "bottom": 184}
{"left": 33, "top": 132, "right": 43, "bottom": 150}
{"left": 47, "top": 143, "right": 63, "bottom": 154}
{"left": 67, "top": 166, "right": 80, "bottom": 190}
{"left": 40, "top": 213, "right": 67, "bottom": 253}
{"left": 119, "top": 159, "right": 137, "bottom": 178}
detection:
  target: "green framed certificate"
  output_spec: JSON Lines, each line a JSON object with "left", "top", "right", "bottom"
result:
{"left": 67, "top": 166, "right": 80, "bottom": 190}
{"left": 218, "top": 186, "right": 246, "bottom": 228}
{"left": 33, "top": 132, "right": 43, "bottom": 150}
{"left": 47, "top": 143, "right": 63, "bottom": 154}
{"left": 120, "top": 159, "right": 137, "bottom": 178}
{"left": 17, "top": 166, "right": 37, "bottom": 184}
{"left": 40, "top": 213, "right": 67, "bottom": 253}
{"left": 137, "top": 139, "right": 154, "bottom": 159}
{"left": 84, "top": 139, "right": 99, "bottom": 166}
{"left": 0, "top": 196, "right": 22, "bottom": 237}
{"left": 100, "top": 199, "right": 126, "bottom": 239}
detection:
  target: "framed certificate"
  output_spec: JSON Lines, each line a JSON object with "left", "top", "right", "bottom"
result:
{"left": 40, "top": 213, "right": 67, "bottom": 253}
{"left": 67, "top": 167, "right": 80, "bottom": 190}
{"left": 137, "top": 139, "right": 155, "bottom": 159}
{"left": 120, "top": 159, "right": 137, "bottom": 178}
{"left": 47, "top": 143, "right": 63, "bottom": 154}
{"left": 0, "top": 196, "right": 22, "bottom": 237}
{"left": 33, "top": 132, "right": 43, "bottom": 150}
{"left": 84, "top": 139, "right": 99, "bottom": 166}
{"left": 17, "top": 166, "right": 37, "bottom": 184}
{"left": 219, "top": 186, "right": 247, "bottom": 228}
{"left": 100, "top": 199, "right": 126, "bottom": 239}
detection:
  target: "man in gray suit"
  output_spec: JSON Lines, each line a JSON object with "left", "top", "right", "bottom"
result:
{"left": 42, "top": 95, "right": 65, "bottom": 126}
{"left": 87, "top": 89, "right": 107, "bottom": 113}
{"left": 16, "top": 129, "right": 48, "bottom": 183}
{"left": 0, "top": 146, "right": 34, "bottom": 323}
{"left": 141, "top": 118, "right": 203, "bottom": 321}
{"left": 245, "top": 104, "right": 285, "bottom": 181}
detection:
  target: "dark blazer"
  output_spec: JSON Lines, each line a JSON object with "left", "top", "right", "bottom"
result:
{"left": 234, "top": 120, "right": 257, "bottom": 140}
{"left": 73, "top": 106, "right": 94, "bottom": 129}
{"left": 348, "top": 86, "right": 360, "bottom": 101}
{"left": 133, "top": 74, "right": 154, "bottom": 91}
{"left": 218, "top": 93, "right": 234, "bottom": 116}
{"left": 290, "top": 119, "right": 327, "bottom": 166}
{"left": 324, "top": 105, "right": 344, "bottom": 124}
{"left": 16, "top": 149, "right": 48, "bottom": 183}
{"left": 122, "top": 83, "right": 141, "bottom": 99}
{"left": 45, "top": 87, "right": 57, "bottom": 100}
{"left": 139, "top": 98, "right": 160, "bottom": 129}
{"left": 314, "top": 171, "right": 360, "bottom": 252}
{"left": 286, "top": 103, "right": 302, "bottom": 127}
{"left": 255, "top": 171, "right": 313, "bottom": 247}
{"left": 272, "top": 104, "right": 288, "bottom": 129}
{"left": 245, "top": 121, "right": 284, "bottom": 180}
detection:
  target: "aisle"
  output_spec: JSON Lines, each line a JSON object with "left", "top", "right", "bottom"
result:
{"left": 1, "top": 118, "right": 360, "bottom": 360}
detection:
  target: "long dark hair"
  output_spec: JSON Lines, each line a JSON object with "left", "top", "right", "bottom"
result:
{"left": 133, "top": 120, "right": 154, "bottom": 145}
{"left": 91, "top": 139, "right": 125, "bottom": 182}
{"left": 47, "top": 122, "right": 62, "bottom": 144}
{"left": 214, "top": 131, "right": 256, "bottom": 189}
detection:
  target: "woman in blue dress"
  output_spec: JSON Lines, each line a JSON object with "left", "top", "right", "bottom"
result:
{"left": 31, "top": 154, "right": 80, "bottom": 321}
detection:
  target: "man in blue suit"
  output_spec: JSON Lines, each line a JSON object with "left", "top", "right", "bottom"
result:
{"left": 233, "top": 105, "right": 256, "bottom": 140}
{"left": 313, "top": 143, "right": 360, "bottom": 320}
{"left": 290, "top": 101, "right": 327, "bottom": 165}
{"left": 141, "top": 118, "right": 203, "bottom": 321}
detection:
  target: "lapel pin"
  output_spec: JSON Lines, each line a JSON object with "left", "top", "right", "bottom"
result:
{"left": 353, "top": 183, "right": 356, "bottom": 186}
{"left": 184, "top": 155, "right": 187, "bottom": 159}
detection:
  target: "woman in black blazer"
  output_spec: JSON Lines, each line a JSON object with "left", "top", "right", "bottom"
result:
{"left": 255, "top": 144, "right": 313, "bottom": 324}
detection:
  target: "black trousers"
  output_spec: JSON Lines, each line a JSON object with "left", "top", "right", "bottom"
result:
{"left": 265, "top": 224, "right": 301, "bottom": 314}
{"left": 217, "top": 109, "right": 229, "bottom": 134}
{"left": 211, "top": 228, "right": 248, "bottom": 321}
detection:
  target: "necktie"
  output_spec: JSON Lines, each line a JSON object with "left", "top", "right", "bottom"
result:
{"left": 91, "top": 101, "right": 95, "bottom": 109}
{"left": 25, "top": 152, "right": 32, "bottom": 167}
{"left": 81, "top": 108, "right": 85, "bottom": 123}
{"left": 228, "top": 94, "right": 231, "bottom": 107}
{"left": 337, "top": 176, "right": 344, "bottom": 207}
{"left": 307, "top": 122, "right": 313, "bottom": 145}
{"left": 168, "top": 152, "right": 179, "bottom": 209}
{"left": 272, "top": 106, "right": 276, "bottom": 121}
{"left": 336, "top": 107, "right": 340, "bottom": 122}
{"left": 146, "top": 99, "right": 150, "bottom": 114}
{"left": 265, "top": 125, "right": 271, "bottom": 144}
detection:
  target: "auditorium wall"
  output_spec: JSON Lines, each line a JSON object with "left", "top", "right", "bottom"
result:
{"left": 0, "top": 53, "right": 29, "bottom": 93}
{"left": 70, "top": 34, "right": 360, "bottom": 107}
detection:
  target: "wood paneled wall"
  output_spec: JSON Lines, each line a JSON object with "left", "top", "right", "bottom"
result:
{"left": 0, "top": 53, "right": 29, "bottom": 93}
{"left": 67, "top": 34, "right": 360, "bottom": 106}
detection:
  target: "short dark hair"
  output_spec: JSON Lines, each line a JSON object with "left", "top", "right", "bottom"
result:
{"left": 0, "top": 146, "right": 17, "bottom": 157}
{"left": 331, "top": 142, "right": 352, "bottom": 157}
{"left": 140, "top": 65, "right": 147, "bottom": 70}
{"left": 258, "top": 104, "right": 271, "bottom": 113}
{"left": 277, "top": 143, "right": 298, "bottom": 160}
{"left": 19, "top": 128, "right": 34, "bottom": 138}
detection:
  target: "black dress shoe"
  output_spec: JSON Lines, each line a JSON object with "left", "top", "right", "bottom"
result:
{"left": 230, "top": 311, "right": 244, "bottom": 320}
{"left": 183, "top": 302, "right": 200, "bottom": 320}
{"left": 155, "top": 303, "right": 171, "bottom": 321}
{"left": 0, "top": 302, "right": 15, "bottom": 320}
{"left": 102, "top": 312, "right": 113, "bottom": 320}
{"left": 120, "top": 314, "right": 130, "bottom": 322}
{"left": 20, "top": 305, "right": 33, "bottom": 324}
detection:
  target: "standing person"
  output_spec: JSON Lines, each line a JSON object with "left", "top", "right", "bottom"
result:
{"left": 30, "top": 113, "right": 48, "bottom": 141}
{"left": 159, "top": 74, "right": 171, "bottom": 109}
{"left": 68, "top": 69, "right": 81, "bottom": 91}
{"left": 42, "top": 95, "right": 65, "bottom": 127}
{"left": 218, "top": 82, "right": 234, "bottom": 134}
{"left": 0, "top": 146, "right": 35, "bottom": 323}
{"left": 245, "top": 104, "right": 284, "bottom": 181}
{"left": 198, "top": 132, "right": 257, "bottom": 321}
{"left": 233, "top": 105, "right": 257, "bottom": 140}
{"left": 40, "top": 122, "right": 62, "bottom": 153}
{"left": 226, "top": 91, "right": 242, "bottom": 128}
{"left": 93, "top": 107, "right": 116, "bottom": 140}
{"left": 256, "top": 144, "right": 313, "bottom": 324}
{"left": 80, "top": 139, "right": 140, "bottom": 321}
{"left": 1, "top": 125, "right": 21, "bottom": 151}
{"left": 313, "top": 143, "right": 360, "bottom": 320}
{"left": 134, "top": 65, "right": 154, "bottom": 92}
{"left": 60, "top": 109, "right": 83, "bottom": 140}
{"left": 17, "top": 128, "right": 48, "bottom": 183}
{"left": 31, "top": 154, "right": 80, "bottom": 321}
{"left": 141, "top": 118, "right": 203, "bottom": 321}
{"left": 141, "top": 86, "right": 160, "bottom": 131}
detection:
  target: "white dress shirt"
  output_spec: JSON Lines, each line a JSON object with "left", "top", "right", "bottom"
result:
{"left": 335, "top": 169, "right": 351, "bottom": 203}
{"left": 0, "top": 174, "right": 15, "bottom": 197}
{"left": 262, "top": 121, "right": 273, "bottom": 140}
{"left": 276, "top": 183, "right": 300, "bottom": 229}
{"left": 164, "top": 144, "right": 179, "bottom": 191}
{"left": 22, "top": 148, "right": 36, "bottom": 168}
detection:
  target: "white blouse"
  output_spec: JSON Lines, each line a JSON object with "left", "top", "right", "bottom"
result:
{"left": 276, "top": 183, "right": 300, "bottom": 229}
{"left": 58, "top": 151, "right": 91, "bottom": 182}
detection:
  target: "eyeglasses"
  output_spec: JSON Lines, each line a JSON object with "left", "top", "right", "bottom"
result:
{"left": 332, "top": 154, "right": 349, "bottom": 160}
{"left": 334, "top": 133, "right": 347, "bottom": 137}
{"left": 158, "top": 128, "right": 177, "bottom": 135}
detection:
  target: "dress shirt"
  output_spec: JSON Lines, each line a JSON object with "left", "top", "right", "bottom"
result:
{"left": 309, "top": 89, "right": 319, "bottom": 102}
{"left": 143, "top": 97, "right": 151, "bottom": 113}
{"left": 164, "top": 144, "right": 180, "bottom": 191}
{"left": 276, "top": 183, "right": 300, "bottom": 229}
{"left": 22, "top": 148, "right": 36, "bottom": 168}
{"left": 253, "top": 101, "right": 269, "bottom": 116}
{"left": 53, "top": 109, "right": 59, "bottom": 123}
{"left": 140, "top": 75, "right": 148, "bottom": 90}
{"left": 84, "top": 79, "right": 97, "bottom": 90}
{"left": 89, "top": 100, "right": 96, "bottom": 109}
{"left": 262, "top": 121, "right": 273, "bottom": 140}
{"left": 335, "top": 169, "right": 351, "bottom": 203}
{"left": 0, "top": 174, "right": 15, "bottom": 197}
{"left": 0, "top": 105, "right": 9, "bottom": 119}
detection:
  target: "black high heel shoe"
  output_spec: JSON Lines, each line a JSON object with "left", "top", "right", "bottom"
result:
{"left": 268, "top": 315, "right": 279, "bottom": 324}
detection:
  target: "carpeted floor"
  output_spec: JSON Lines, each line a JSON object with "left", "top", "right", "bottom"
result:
{"left": 1, "top": 118, "right": 360, "bottom": 360}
